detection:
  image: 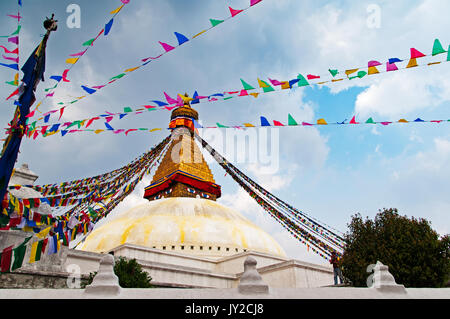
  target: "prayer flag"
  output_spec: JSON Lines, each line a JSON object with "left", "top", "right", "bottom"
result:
{"left": 110, "top": 4, "right": 124, "bottom": 14}
{"left": 349, "top": 116, "right": 359, "bottom": 124}
{"left": 406, "top": 58, "right": 418, "bottom": 68}
{"left": 11, "top": 240, "right": 28, "bottom": 271}
{"left": 229, "top": 7, "right": 243, "bottom": 17}
{"left": 81, "top": 85, "right": 96, "bottom": 94}
{"left": 159, "top": 41, "right": 175, "bottom": 52}
{"left": 250, "top": 0, "right": 262, "bottom": 6}
{"left": 260, "top": 116, "right": 270, "bottom": 126}
{"left": 410, "top": 48, "right": 425, "bottom": 59}
{"left": 368, "top": 60, "right": 381, "bottom": 67}
{"left": 307, "top": 74, "right": 320, "bottom": 80}
{"left": 273, "top": 120, "right": 284, "bottom": 126}
{"left": 82, "top": 38, "right": 95, "bottom": 46}
{"left": 104, "top": 18, "right": 114, "bottom": 36}
{"left": 174, "top": 32, "right": 189, "bottom": 45}
{"left": 0, "top": 62, "right": 19, "bottom": 70}
{"left": 328, "top": 69, "right": 339, "bottom": 77}
{"left": 368, "top": 66, "right": 379, "bottom": 75}
{"left": 432, "top": 39, "right": 446, "bottom": 56}
{"left": 240, "top": 79, "right": 255, "bottom": 90}
{"left": 1, "top": 246, "right": 13, "bottom": 272}
{"left": 288, "top": 114, "right": 298, "bottom": 126}
{"left": 210, "top": 19, "right": 224, "bottom": 27}
{"left": 297, "top": 74, "right": 309, "bottom": 87}
{"left": 317, "top": 118, "right": 327, "bottom": 125}
{"left": 65, "top": 57, "right": 78, "bottom": 64}
{"left": 386, "top": 62, "right": 398, "bottom": 72}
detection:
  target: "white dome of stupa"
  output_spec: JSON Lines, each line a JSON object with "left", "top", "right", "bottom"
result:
{"left": 79, "top": 197, "right": 286, "bottom": 258}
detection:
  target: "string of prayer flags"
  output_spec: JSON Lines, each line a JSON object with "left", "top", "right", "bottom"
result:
{"left": 196, "top": 134, "right": 342, "bottom": 260}
{"left": 29, "top": 1, "right": 264, "bottom": 122}
{"left": 28, "top": 0, "right": 130, "bottom": 117}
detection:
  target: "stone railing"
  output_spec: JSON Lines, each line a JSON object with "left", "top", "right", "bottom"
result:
{"left": 0, "top": 254, "right": 448, "bottom": 300}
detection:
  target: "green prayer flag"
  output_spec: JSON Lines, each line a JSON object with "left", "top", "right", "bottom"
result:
{"left": 216, "top": 123, "right": 229, "bottom": 128}
{"left": 297, "top": 74, "right": 309, "bottom": 87}
{"left": 10, "top": 25, "right": 21, "bottom": 36}
{"left": 44, "top": 84, "right": 58, "bottom": 92}
{"left": 263, "top": 86, "right": 275, "bottom": 93}
{"left": 35, "top": 240, "right": 44, "bottom": 261}
{"left": 82, "top": 38, "right": 95, "bottom": 46}
{"left": 329, "top": 69, "right": 339, "bottom": 77}
{"left": 11, "top": 243, "right": 27, "bottom": 271}
{"left": 240, "top": 79, "right": 255, "bottom": 90}
{"left": 357, "top": 71, "right": 367, "bottom": 78}
{"left": 5, "top": 81, "right": 18, "bottom": 86}
{"left": 288, "top": 114, "right": 298, "bottom": 126}
{"left": 365, "top": 117, "right": 375, "bottom": 124}
{"left": 109, "top": 73, "right": 126, "bottom": 81}
{"left": 0, "top": 214, "right": 9, "bottom": 227}
{"left": 223, "top": 97, "right": 233, "bottom": 100}
{"left": 124, "top": 107, "right": 132, "bottom": 113}
{"left": 210, "top": 19, "right": 224, "bottom": 27}
{"left": 432, "top": 39, "right": 446, "bottom": 56}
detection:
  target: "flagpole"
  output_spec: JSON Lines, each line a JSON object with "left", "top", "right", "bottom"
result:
{"left": 0, "top": 14, "right": 58, "bottom": 204}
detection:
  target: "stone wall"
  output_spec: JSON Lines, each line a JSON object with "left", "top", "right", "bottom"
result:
{"left": 0, "top": 268, "right": 89, "bottom": 289}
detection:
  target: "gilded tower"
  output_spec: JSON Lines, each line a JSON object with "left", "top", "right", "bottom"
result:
{"left": 144, "top": 96, "right": 221, "bottom": 201}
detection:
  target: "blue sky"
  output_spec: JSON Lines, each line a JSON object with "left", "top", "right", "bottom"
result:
{"left": 0, "top": 0, "right": 449, "bottom": 265}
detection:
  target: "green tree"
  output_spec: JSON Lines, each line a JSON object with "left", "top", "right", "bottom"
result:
{"left": 81, "top": 256, "right": 153, "bottom": 288}
{"left": 341, "top": 208, "right": 450, "bottom": 288}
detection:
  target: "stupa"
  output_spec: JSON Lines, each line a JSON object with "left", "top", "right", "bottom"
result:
{"left": 79, "top": 95, "right": 286, "bottom": 258}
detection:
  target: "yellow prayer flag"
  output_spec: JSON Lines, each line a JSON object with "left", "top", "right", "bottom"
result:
{"left": 281, "top": 82, "right": 290, "bottom": 90}
{"left": 178, "top": 94, "right": 193, "bottom": 102}
{"left": 110, "top": 4, "right": 124, "bottom": 14}
{"left": 29, "top": 241, "right": 38, "bottom": 263}
{"left": 149, "top": 128, "right": 162, "bottom": 132}
{"left": 257, "top": 78, "right": 270, "bottom": 88}
{"left": 398, "top": 119, "right": 408, "bottom": 123}
{"left": 406, "top": 58, "right": 418, "bottom": 68}
{"left": 94, "top": 129, "right": 104, "bottom": 134}
{"left": 317, "top": 118, "right": 328, "bottom": 125}
{"left": 345, "top": 69, "right": 358, "bottom": 76}
{"left": 243, "top": 123, "right": 255, "bottom": 127}
{"left": 65, "top": 57, "right": 79, "bottom": 64}
{"left": 36, "top": 226, "right": 51, "bottom": 239}
{"left": 332, "top": 78, "right": 344, "bottom": 82}
{"left": 428, "top": 62, "right": 441, "bottom": 66}
{"left": 249, "top": 93, "right": 259, "bottom": 98}
{"left": 368, "top": 66, "right": 379, "bottom": 75}
{"left": 45, "top": 131, "right": 58, "bottom": 137}
{"left": 192, "top": 30, "right": 207, "bottom": 39}
{"left": 125, "top": 66, "right": 140, "bottom": 72}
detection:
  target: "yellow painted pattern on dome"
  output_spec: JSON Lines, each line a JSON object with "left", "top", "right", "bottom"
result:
{"left": 79, "top": 198, "right": 286, "bottom": 258}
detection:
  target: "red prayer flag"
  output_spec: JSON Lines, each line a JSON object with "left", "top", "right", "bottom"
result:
{"left": 349, "top": 116, "right": 359, "bottom": 124}
{"left": 1, "top": 246, "right": 13, "bottom": 272}
{"left": 229, "top": 7, "right": 243, "bottom": 17}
